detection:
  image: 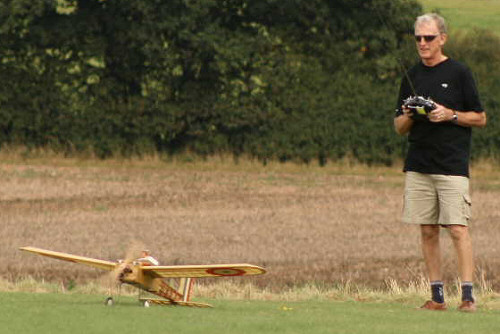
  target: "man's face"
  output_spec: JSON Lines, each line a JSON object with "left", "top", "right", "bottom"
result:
{"left": 414, "top": 21, "right": 447, "bottom": 63}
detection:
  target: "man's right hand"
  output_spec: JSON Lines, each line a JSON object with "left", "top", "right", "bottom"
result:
{"left": 394, "top": 106, "right": 415, "bottom": 135}
{"left": 402, "top": 105, "right": 413, "bottom": 118}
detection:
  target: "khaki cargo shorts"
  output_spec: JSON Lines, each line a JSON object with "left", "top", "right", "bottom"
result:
{"left": 403, "top": 171, "right": 472, "bottom": 226}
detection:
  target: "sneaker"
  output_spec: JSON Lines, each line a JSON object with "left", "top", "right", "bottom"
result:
{"left": 458, "top": 300, "right": 476, "bottom": 313}
{"left": 419, "top": 300, "right": 447, "bottom": 311}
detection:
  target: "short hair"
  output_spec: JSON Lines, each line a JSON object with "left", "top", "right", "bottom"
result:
{"left": 415, "top": 13, "right": 447, "bottom": 34}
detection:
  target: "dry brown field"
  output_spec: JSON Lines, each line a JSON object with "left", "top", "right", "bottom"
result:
{"left": 1, "top": 154, "right": 500, "bottom": 292}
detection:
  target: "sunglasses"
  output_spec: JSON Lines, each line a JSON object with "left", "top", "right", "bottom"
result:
{"left": 414, "top": 35, "right": 439, "bottom": 42}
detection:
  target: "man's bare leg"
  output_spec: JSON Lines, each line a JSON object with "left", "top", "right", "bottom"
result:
{"left": 449, "top": 224, "right": 476, "bottom": 311}
{"left": 421, "top": 225, "right": 442, "bottom": 281}
{"left": 449, "top": 225, "right": 474, "bottom": 282}
{"left": 419, "top": 225, "right": 446, "bottom": 309}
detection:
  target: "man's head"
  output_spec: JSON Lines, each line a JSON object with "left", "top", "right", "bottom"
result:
{"left": 414, "top": 13, "right": 448, "bottom": 65}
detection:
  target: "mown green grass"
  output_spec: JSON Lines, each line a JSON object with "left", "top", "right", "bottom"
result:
{"left": 419, "top": 0, "right": 500, "bottom": 33}
{"left": 1, "top": 292, "right": 500, "bottom": 334}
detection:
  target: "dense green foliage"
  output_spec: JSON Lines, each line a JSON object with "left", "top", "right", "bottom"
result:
{"left": 0, "top": 0, "right": 498, "bottom": 164}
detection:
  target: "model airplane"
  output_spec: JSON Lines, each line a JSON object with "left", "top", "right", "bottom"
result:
{"left": 19, "top": 246, "right": 266, "bottom": 308}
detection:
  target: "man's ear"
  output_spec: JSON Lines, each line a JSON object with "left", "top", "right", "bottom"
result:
{"left": 439, "top": 33, "right": 447, "bottom": 46}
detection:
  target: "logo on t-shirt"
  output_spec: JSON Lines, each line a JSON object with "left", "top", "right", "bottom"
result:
{"left": 441, "top": 83, "right": 449, "bottom": 88}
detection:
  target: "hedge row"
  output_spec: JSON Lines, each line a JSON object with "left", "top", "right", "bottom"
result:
{"left": 0, "top": 0, "right": 498, "bottom": 164}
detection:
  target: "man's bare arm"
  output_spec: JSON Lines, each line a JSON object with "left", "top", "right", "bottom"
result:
{"left": 428, "top": 103, "right": 487, "bottom": 128}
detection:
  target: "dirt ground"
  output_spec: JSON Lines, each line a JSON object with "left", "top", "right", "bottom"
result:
{"left": 2, "top": 158, "right": 499, "bottom": 291}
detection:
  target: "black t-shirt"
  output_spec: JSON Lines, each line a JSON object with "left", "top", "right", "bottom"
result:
{"left": 395, "top": 58, "right": 484, "bottom": 177}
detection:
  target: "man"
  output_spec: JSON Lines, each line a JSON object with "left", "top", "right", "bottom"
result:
{"left": 394, "top": 13, "right": 486, "bottom": 312}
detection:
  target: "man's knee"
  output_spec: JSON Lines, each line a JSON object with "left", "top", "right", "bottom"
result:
{"left": 448, "top": 225, "right": 469, "bottom": 242}
{"left": 421, "top": 225, "right": 440, "bottom": 242}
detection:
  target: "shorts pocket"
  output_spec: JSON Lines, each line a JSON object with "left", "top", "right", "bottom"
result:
{"left": 463, "top": 194, "right": 472, "bottom": 220}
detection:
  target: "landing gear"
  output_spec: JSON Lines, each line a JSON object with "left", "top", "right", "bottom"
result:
{"left": 104, "top": 297, "right": 114, "bottom": 306}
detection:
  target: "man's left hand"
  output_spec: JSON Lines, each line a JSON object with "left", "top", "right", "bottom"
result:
{"left": 429, "top": 103, "right": 453, "bottom": 123}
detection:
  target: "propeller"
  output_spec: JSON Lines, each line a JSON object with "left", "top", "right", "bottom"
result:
{"left": 100, "top": 241, "right": 147, "bottom": 298}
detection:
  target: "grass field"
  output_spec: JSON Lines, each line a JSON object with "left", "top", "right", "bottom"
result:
{"left": 1, "top": 153, "right": 500, "bottom": 297}
{"left": 1, "top": 291, "right": 500, "bottom": 334}
{"left": 419, "top": 0, "right": 500, "bottom": 33}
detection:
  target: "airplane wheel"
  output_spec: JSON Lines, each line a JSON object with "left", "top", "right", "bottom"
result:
{"left": 105, "top": 297, "right": 114, "bottom": 306}
{"left": 142, "top": 300, "right": 150, "bottom": 308}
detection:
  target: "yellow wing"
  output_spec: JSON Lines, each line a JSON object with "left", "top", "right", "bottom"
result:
{"left": 142, "top": 264, "right": 266, "bottom": 278}
{"left": 19, "top": 246, "right": 117, "bottom": 271}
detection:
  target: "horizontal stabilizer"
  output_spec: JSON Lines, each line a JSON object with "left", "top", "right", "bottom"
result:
{"left": 139, "top": 298, "right": 212, "bottom": 308}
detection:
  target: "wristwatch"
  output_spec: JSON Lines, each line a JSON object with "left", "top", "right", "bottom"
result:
{"left": 451, "top": 110, "right": 458, "bottom": 123}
